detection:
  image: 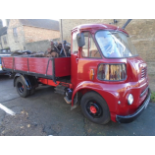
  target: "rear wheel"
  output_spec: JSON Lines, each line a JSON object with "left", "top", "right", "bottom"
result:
{"left": 15, "top": 77, "right": 30, "bottom": 97}
{"left": 80, "top": 91, "right": 111, "bottom": 124}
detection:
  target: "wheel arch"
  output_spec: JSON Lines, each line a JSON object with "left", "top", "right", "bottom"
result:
{"left": 72, "top": 87, "right": 98, "bottom": 105}
{"left": 72, "top": 81, "right": 106, "bottom": 105}
{"left": 14, "top": 73, "right": 22, "bottom": 87}
{"left": 14, "top": 73, "right": 37, "bottom": 90}
{"left": 72, "top": 81, "right": 119, "bottom": 113}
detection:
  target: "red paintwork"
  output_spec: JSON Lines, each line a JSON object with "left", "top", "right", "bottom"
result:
{"left": 39, "top": 78, "right": 59, "bottom": 86}
{"left": 70, "top": 24, "right": 149, "bottom": 122}
{"left": 2, "top": 57, "right": 13, "bottom": 69}
{"left": 54, "top": 57, "right": 71, "bottom": 77}
{"left": 28, "top": 58, "right": 52, "bottom": 75}
{"left": 72, "top": 23, "right": 129, "bottom": 35}
{"left": 2, "top": 57, "right": 71, "bottom": 77}
{"left": 90, "top": 106, "right": 97, "bottom": 114}
{"left": 1, "top": 23, "right": 149, "bottom": 123}
{"left": 14, "top": 57, "right": 28, "bottom": 71}
{"left": 38, "top": 78, "right": 72, "bottom": 88}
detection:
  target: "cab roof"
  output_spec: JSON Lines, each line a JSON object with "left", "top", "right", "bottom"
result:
{"left": 72, "top": 23, "right": 128, "bottom": 35}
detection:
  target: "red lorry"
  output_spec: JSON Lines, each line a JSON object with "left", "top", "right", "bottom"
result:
{"left": 1, "top": 23, "right": 151, "bottom": 124}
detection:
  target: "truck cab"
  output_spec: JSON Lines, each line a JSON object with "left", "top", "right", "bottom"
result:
{"left": 71, "top": 24, "right": 150, "bottom": 124}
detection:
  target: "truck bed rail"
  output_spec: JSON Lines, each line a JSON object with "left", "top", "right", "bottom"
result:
{"left": 2, "top": 57, "right": 71, "bottom": 83}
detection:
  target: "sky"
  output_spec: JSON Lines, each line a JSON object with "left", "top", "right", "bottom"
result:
{"left": 1, "top": 19, "right": 6, "bottom": 26}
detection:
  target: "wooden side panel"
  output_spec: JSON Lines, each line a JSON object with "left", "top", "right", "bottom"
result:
{"left": 28, "top": 58, "right": 50, "bottom": 75}
{"left": 47, "top": 60, "right": 53, "bottom": 76}
{"left": 14, "top": 57, "right": 28, "bottom": 71}
{"left": 54, "top": 57, "right": 71, "bottom": 77}
{"left": 1, "top": 57, "right": 13, "bottom": 69}
{"left": 2, "top": 57, "right": 71, "bottom": 78}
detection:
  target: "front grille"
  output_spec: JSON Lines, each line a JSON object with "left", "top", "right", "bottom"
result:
{"left": 140, "top": 86, "right": 149, "bottom": 97}
{"left": 141, "top": 67, "right": 147, "bottom": 79}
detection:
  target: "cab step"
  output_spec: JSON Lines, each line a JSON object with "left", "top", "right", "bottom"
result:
{"left": 64, "top": 96, "right": 71, "bottom": 104}
{"left": 55, "top": 85, "right": 73, "bottom": 105}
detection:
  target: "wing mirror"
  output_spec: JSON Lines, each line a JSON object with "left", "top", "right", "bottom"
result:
{"left": 77, "top": 33, "right": 85, "bottom": 47}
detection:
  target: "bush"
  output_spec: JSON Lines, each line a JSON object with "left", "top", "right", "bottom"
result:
{"left": 151, "top": 91, "right": 155, "bottom": 103}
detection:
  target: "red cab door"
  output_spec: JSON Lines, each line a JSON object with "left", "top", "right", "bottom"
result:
{"left": 77, "top": 32, "right": 102, "bottom": 83}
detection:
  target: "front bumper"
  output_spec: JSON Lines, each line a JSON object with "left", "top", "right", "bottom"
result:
{"left": 116, "top": 88, "right": 151, "bottom": 123}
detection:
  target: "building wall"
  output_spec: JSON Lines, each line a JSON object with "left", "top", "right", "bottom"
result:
{"left": 23, "top": 26, "right": 60, "bottom": 43}
{"left": 7, "top": 19, "right": 25, "bottom": 52}
{"left": 8, "top": 19, "right": 60, "bottom": 52}
{"left": 0, "top": 20, "right": 3, "bottom": 29}
{"left": 0, "top": 38, "right": 2, "bottom": 49}
{"left": 1, "top": 34, "right": 9, "bottom": 49}
{"left": 25, "top": 40, "right": 51, "bottom": 52}
{"left": 62, "top": 19, "right": 155, "bottom": 74}
{"left": 6, "top": 19, "right": 10, "bottom": 27}
{"left": 62, "top": 19, "right": 115, "bottom": 42}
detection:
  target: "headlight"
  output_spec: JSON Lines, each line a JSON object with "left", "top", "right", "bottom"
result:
{"left": 97, "top": 64, "right": 126, "bottom": 81}
{"left": 128, "top": 94, "right": 134, "bottom": 105}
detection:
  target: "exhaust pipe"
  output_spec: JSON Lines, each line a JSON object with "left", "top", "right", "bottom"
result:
{"left": 122, "top": 19, "right": 132, "bottom": 30}
{"left": 60, "top": 19, "right": 67, "bottom": 57}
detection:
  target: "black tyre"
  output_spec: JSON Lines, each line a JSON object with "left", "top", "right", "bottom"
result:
{"left": 15, "top": 77, "right": 30, "bottom": 98}
{"left": 30, "top": 87, "right": 35, "bottom": 95}
{"left": 28, "top": 76, "right": 37, "bottom": 95}
{"left": 80, "top": 91, "right": 111, "bottom": 124}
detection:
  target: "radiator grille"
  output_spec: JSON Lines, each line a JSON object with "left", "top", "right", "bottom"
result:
{"left": 141, "top": 67, "right": 147, "bottom": 79}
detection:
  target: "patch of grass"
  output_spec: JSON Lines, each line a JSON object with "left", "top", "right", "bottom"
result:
{"left": 151, "top": 91, "right": 155, "bottom": 103}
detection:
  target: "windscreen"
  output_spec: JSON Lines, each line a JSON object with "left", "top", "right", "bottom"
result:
{"left": 95, "top": 31, "right": 138, "bottom": 58}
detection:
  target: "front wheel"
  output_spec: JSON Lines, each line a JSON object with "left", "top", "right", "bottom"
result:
{"left": 80, "top": 91, "right": 111, "bottom": 124}
{"left": 15, "top": 77, "right": 30, "bottom": 98}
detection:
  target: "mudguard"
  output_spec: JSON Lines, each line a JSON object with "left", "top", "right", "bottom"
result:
{"left": 14, "top": 73, "right": 32, "bottom": 90}
{"left": 71, "top": 81, "right": 119, "bottom": 113}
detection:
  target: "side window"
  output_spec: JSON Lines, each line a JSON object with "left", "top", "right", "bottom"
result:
{"left": 13, "top": 28, "right": 18, "bottom": 43}
{"left": 82, "top": 32, "right": 101, "bottom": 58}
{"left": 72, "top": 32, "right": 78, "bottom": 54}
{"left": 82, "top": 33, "right": 89, "bottom": 57}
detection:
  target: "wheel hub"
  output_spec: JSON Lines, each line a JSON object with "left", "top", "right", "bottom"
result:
{"left": 90, "top": 106, "right": 97, "bottom": 114}
{"left": 86, "top": 101, "right": 102, "bottom": 118}
{"left": 18, "top": 82, "right": 24, "bottom": 93}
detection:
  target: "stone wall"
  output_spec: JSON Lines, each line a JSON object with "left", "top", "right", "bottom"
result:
{"left": 23, "top": 26, "right": 60, "bottom": 43}
{"left": 62, "top": 19, "right": 155, "bottom": 74}
{"left": 0, "top": 20, "right": 3, "bottom": 29}
{"left": 8, "top": 19, "right": 61, "bottom": 52}
{"left": 62, "top": 19, "right": 120, "bottom": 42}
{"left": 25, "top": 40, "right": 51, "bottom": 52}
{"left": 7, "top": 19, "right": 25, "bottom": 51}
